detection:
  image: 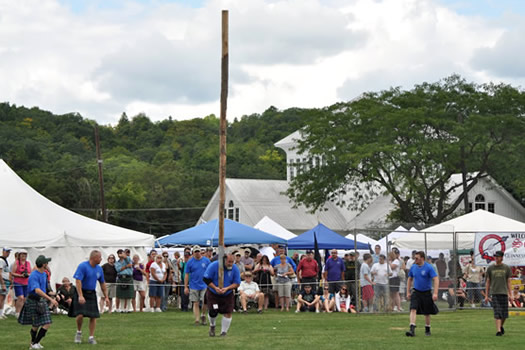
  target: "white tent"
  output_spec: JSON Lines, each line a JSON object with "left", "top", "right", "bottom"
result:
{"left": 393, "top": 210, "right": 525, "bottom": 250}
{"left": 254, "top": 216, "right": 296, "bottom": 240}
{"left": 0, "top": 159, "right": 155, "bottom": 286}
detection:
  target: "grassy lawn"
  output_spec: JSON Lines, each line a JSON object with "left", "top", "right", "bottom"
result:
{"left": 2, "top": 308, "right": 525, "bottom": 349}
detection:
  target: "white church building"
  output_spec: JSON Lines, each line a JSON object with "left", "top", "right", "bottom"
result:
{"left": 198, "top": 130, "right": 525, "bottom": 234}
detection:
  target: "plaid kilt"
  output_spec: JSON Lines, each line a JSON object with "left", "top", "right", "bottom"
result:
{"left": 116, "top": 275, "right": 134, "bottom": 299}
{"left": 18, "top": 297, "right": 52, "bottom": 327}
{"left": 68, "top": 289, "right": 100, "bottom": 319}
{"left": 491, "top": 294, "right": 508, "bottom": 319}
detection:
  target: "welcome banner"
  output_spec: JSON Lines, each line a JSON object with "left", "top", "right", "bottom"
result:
{"left": 474, "top": 232, "right": 525, "bottom": 266}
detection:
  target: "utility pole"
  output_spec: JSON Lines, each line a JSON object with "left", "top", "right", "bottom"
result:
{"left": 218, "top": 9, "right": 229, "bottom": 288}
{"left": 94, "top": 125, "right": 107, "bottom": 222}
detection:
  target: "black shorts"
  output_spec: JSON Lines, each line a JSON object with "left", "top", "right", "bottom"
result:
{"left": 389, "top": 277, "right": 400, "bottom": 292}
{"left": 300, "top": 304, "right": 316, "bottom": 312}
{"left": 409, "top": 289, "right": 439, "bottom": 315}
{"left": 206, "top": 289, "right": 235, "bottom": 315}
{"left": 68, "top": 289, "right": 100, "bottom": 319}
{"left": 491, "top": 294, "right": 509, "bottom": 320}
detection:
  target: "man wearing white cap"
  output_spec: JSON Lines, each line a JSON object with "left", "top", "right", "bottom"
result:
{"left": 0, "top": 247, "right": 12, "bottom": 319}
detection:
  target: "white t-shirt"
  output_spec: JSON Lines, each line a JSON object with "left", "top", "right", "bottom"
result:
{"left": 406, "top": 258, "right": 415, "bottom": 271}
{"left": 149, "top": 262, "right": 166, "bottom": 282}
{"left": 0, "top": 257, "right": 9, "bottom": 280}
{"left": 371, "top": 262, "right": 389, "bottom": 284}
{"left": 390, "top": 259, "right": 400, "bottom": 278}
{"left": 239, "top": 280, "right": 259, "bottom": 296}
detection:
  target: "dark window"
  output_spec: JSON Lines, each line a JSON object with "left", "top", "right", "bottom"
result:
{"left": 488, "top": 203, "right": 495, "bottom": 213}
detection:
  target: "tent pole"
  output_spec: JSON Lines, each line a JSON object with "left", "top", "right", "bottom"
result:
{"left": 217, "top": 10, "right": 229, "bottom": 288}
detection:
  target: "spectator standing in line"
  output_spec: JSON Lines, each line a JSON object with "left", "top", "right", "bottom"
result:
{"left": 161, "top": 252, "right": 174, "bottom": 311}
{"left": 405, "top": 251, "right": 439, "bottom": 337}
{"left": 406, "top": 250, "right": 417, "bottom": 271}
{"left": 184, "top": 245, "right": 211, "bottom": 326}
{"left": 485, "top": 250, "right": 513, "bottom": 336}
{"left": 149, "top": 254, "right": 166, "bottom": 312}
{"left": 360, "top": 253, "right": 374, "bottom": 312}
{"left": 253, "top": 255, "right": 274, "bottom": 310}
{"left": 275, "top": 254, "right": 294, "bottom": 312}
{"left": 179, "top": 248, "right": 191, "bottom": 311}
{"left": 145, "top": 249, "right": 157, "bottom": 311}
{"left": 204, "top": 247, "right": 214, "bottom": 261}
{"left": 372, "top": 245, "right": 382, "bottom": 264}
{"left": 18, "top": 255, "right": 58, "bottom": 349}
{"left": 435, "top": 253, "right": 447, "bottom": 280}
{"left": 204, "top": 254, "right": 241, "bottom": 337}
{"left": 464, "top": 253, "right": 484, "bottom": 308}
{"left": 297, "top": 250, "right": 319, "bottom": 292}
{"left": 0, "top": 247, "right": 12, "bottom": 320}
{"left": 12, "top": 249, "right": 31, "bottom": 318}
{"left": 344, "top": 252, "right": 360, "bottom": 306}
{"left": 99, "top": 254, "right": 117, "bottom": 314}
{"left": 240, "top": 249, "right": 254, "bottom": 272}
{"left": 132, "top": 254, "right": 146, "bottom": 312}
{"left": 115, "top": 249, "right": 134, "bottom": 313}
{"left": 323, "top": 249, "right": 345, "bottom": 294}
{"left": 171, "top": 251, "right": 182, "bottom": 309}
{"left": 234, "top": 252, "right": 246, "bottom": 280}
{"left": 291, "top": 252, "right": 300, "bottom": 267}
{"left": 371, "top": 254, "right": 389, "bottom": 312}
{"left": 69, "top": 250, "right": 109, "bottom": 345}
{"left": 270, "top": 246, "right": 296, "bottom": 310}
{"left": 389, "top": 250, "right": 403, "bottom": 312}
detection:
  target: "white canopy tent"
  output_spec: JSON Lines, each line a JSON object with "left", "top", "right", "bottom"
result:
{"left": 0, "top": 159, "right": 155, "bottom": 286}
{"left": 254, "top": 216, "right": 296, "bottom": 240}
{"left": 393, "top": 210, "right": 525, "bottom": 251}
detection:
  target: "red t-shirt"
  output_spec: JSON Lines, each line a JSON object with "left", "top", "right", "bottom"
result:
{"left": 297, "top": 258, "right": 318, "bottom": 279}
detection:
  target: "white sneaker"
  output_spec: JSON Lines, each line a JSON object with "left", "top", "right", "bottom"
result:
{"left": 74, "top": 332, "right": 82, "bottom": 344}
{"left": 393, "top": 306, "right": 398, "bottom": 312}
{"left": 155, "top": 308, "right": 162, "bottom": 312}
{"left": 150, "top": 308, "right": 155, "bottom": 313}
{"left": 88, "top": 337, "right": 97, "bottom": 345}
{"left": 0, "top": 314, "right": 6, "bottom": 320}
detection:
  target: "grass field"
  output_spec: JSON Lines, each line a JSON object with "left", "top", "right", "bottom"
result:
{"left": 2, "top": 308, "right": 525, "bottom": 349}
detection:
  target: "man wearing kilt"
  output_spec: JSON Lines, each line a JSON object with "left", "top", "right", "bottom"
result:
{"left": 485, "top": 250, "right": 513, "bottom": 336}
{"left": 203, "top": 254, "right": 241, "bottom": 337}
{"left": 18, "top": 255, "right": 58, "bottom": 349}
{"left": 69, "top": 250, "right": 109, "bottom": 345}
{"left": 405, "top": 251, "right": 439, "bottom": 337}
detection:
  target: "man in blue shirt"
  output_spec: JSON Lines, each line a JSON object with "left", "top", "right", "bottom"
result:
{"left": 69, "top": 250, "right": 108, "bottom": 345}
{"left": 203, "top": 254, "right": 241, "bottom": 337}
{"left": 18, "top": 255, "right": 58, "bottom": 349}
{"left": 115, "top": 248, "right": 134, "bottom": 313}
{"left": 184, "top": 245, "right": 211, "bottom": 326}
{"left": 323, "top": 249, "right": 346, "bottom": 294}
{"left": 405, "top": 251, "right": 439, "bottom": 337}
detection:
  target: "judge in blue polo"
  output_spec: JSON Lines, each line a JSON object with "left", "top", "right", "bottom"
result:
{"left": 203, "top": 254, "right": 241, "bottom": 337}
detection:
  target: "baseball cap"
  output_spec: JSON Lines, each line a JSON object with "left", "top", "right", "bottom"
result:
{"left": 192, "top": 245, "right": 201, "bottom": 252}
{"left": 494, "top": 251, "right": 504, "bottom": 257}
{"left": 206, "top": 247, "right": 213, "bottom": 251}
{"left": 36, "top": 255, "right": 52, "bottom": 267}
{"left": 234, "top": 251, "right": 241, "bottom": 256}
{"left": 244, "top": 249, "right": 251, "bottom": 254}
{"left": 18, "top": 249, "right": 28, "bottom": 254}
{"left": 2, "top": 247, "right": 12, "bottom": 252}
{"left": 306, "top": 250, "right": 313, "bottom": 254}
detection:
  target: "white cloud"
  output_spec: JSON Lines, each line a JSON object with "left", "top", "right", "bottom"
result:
{"left": 0, "top": 0, "right": 524, "bottom": 124}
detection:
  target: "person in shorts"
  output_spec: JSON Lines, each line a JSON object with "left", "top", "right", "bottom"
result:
{"left": 100, "top": 254, "right": 117, "bottom": 313}
{"left": 203, "top": 254, "right": 241, "bottom": 337}
{"left": 485, "top": 250, "right": 513, "bottom": 336}
{"left": 69, "top": 250, "right": 109, "bottom": 345}
{"left": 0, "top": 247, "right": 12, "bottom": 319}
{"left": 18, "top": 255, "right": 58, "bottom": 349}
{"left": 406, "top": 251, "right": 439, "bottom": 337}
{"left": 132, "top": 254, "right": 147, "bottom": 312}
{"left": 184, "top": 245, "right": 210, "bottom": 325}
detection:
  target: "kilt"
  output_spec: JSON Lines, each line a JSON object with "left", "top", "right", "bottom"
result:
{"left": 18, "top": 297, "right": 52, "bottom": 327}
{"left": 206, "top": 289, "right": 235, "bottom": 315}
{"left": 116, "top": 275, "right": 134, "bottom": 299}
{"left": 491, "top": 294, "right": 508, "bottom": 320}
{"left": 68, "top": 289, "right": 100, "bottom": 318}
{"left": 409, "top": 289, "right": 439, "bottom": 315}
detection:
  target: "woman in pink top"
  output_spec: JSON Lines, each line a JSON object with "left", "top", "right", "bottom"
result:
{"left": 12, "top": 249, "right": 31, "bottom": 316}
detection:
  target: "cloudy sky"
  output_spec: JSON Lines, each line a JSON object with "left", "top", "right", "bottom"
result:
{"left": 1, "top": 0, "right": 524, "bottom": 124}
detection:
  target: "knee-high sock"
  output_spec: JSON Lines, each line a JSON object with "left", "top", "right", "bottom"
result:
{"left": 208, "top": 314, "right": 216, "bottom": 326}
{"left": 34, "top": 328, "right": 47, "bottom": 344}
{"left": 30, "top": 329, "right": 37, "bottom": 344}
{"left": 221, "top": 316, "right": 232, "bottom": 334}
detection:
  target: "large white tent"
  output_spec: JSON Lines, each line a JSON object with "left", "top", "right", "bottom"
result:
{"left": 0, "top": 160, "right": 155, "bottom": 286}
{"left": 393, "top": 210, "right": 525, "bottom": 251}
{"left": 254, "top": 216, "right": 296, "bottom": 240}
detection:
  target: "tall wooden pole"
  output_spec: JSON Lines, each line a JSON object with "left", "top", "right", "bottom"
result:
{"left": 94, "top": 125, "right": 107, "bottom": 222}
{"left": 218, "top": 10, "right": 229, "bottom": 288}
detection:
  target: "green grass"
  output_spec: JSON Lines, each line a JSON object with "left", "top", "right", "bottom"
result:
{"left": 2, "top": 309, "right": 525, "bottom": 349}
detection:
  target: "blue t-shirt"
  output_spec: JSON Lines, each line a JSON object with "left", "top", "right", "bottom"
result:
{"left": 325, "top": 257, "right": 345, "bottom": 281}
{"left": 115, "top": 257, "right": 133, "bottom": 276}
{"left": 408, "top": 262, "right": 437, "bottom": 292}
{"left": 28, "top": 270, "right": 47, "bottom": 296}
{"left": 270, "top": 256, "right": 297, "bottom": 271}
{"left": 185, "top": 256, "right": 211, "bottom": 290}
{"left": 203, "top": 261, "right": 241, "bottom": 296}
{"left": 73, "top": 261, "right": 105, "bottom": 291}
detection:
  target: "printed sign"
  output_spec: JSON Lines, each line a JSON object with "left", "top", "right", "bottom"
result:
{"left": 474, "top": 232, "right": 525, "bottom": 266}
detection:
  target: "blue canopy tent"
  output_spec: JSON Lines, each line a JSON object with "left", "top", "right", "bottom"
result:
{"left": 155, "top": 219, "right": 287, "bottom": 247}
{"left": 287, "top": 223, "right": 370, "bottom": 250}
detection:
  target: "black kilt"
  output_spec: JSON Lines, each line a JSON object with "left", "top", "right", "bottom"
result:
{"left": 206, "top": 289, "right": 235, "bottom": 315}
{"left": 18, "top": 297, "right": 52, "bottom": 327}
{"left": 68, "top": 289, "right": 100, "bottom": 318}
{"left": 491, "top": 294, "right": 509, "bottom": 320}
{"left": 409, "top": 289, "right": 439, "bottom": 315}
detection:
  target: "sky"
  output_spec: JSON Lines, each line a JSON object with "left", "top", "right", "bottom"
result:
{"left": 1, "top": 0, "right": 524, "bottom": 124}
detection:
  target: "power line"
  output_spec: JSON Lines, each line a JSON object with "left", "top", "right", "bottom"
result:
{"left": 72, "top": 207, "right": 206, "bottom": 212}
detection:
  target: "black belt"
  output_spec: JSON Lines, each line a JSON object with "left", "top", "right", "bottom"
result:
{"left": 28, "top": 294, "right": 41, "bottom": 301}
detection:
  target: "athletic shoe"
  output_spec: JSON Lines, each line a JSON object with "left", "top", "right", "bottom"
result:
{"left": 315, "top": 309, "right": 320, "bottom": 313}
{"left": 0, "top": 314, "right": 7, "bottom": 320}
{"left": 29, "top": 344, "right": 40, "bottom": 349}
{"left": 150, "top": 308, "right": 155, "bottom": 313}
{"left": 242, "top": 310, "right": 247, "bottom": 314}
{"left": 393, "top": 306, "right": 398, "bottom": 312}
{"left": 74, "top": 332, "right": 82, "bottom": 344}
{"left": 220, "top": 332, "right": 227, "bottom": 337}
{"left": 201, "top": 315, "right": 207, "bottom": 325}
{"left": 257, "top": 309, "right": 263, "bottom": 314}
{"left": 496, "top": 332, "right": 503, "bottom": 336}
{"left": 88, "top": 337, "right": 97, "bottom": 345}
{"left": 155, "top": 308, "right": 162, "bottom": 312}
{"left": 209, "top": 326, "right": 216, "bottom": 337}
{"left": 501, "top": 327, "right": 505, "bottom": 335}
{"left": 425, "top": 328, "right": 431, "bottom": 336}
{"left": 35, "top": 343, "right": 44, "bottom": 349}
